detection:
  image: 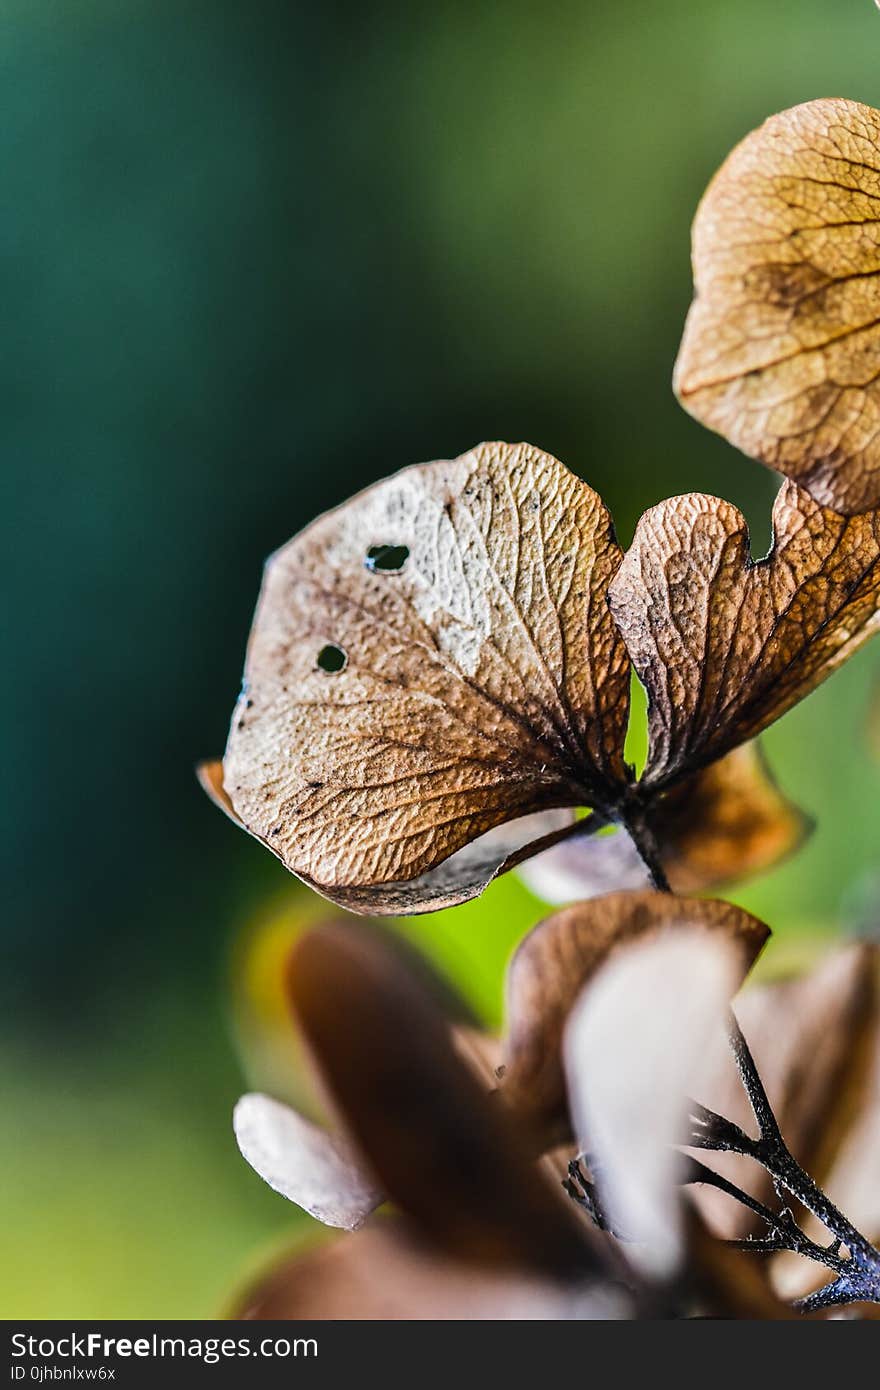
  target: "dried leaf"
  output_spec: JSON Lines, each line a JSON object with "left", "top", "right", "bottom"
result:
{"left": 232, "top": 1092, "right": 382, "bottom": 1230}
{"left": 519, "top": 743, "right": 809, "bottom": 902}
{"left": 287, "top": 922, "right": 593, "bottom": 1278}
{"left": 501, "top": 891, "right": 768, "bottom": 1136}
{"left": 230, "top": 1222, "right": 627, "bottom": 1321}
{"left": 675, "top": 98, "right": 880, "bottom": 514}
{"left": 654, "top": 742, "right": 811, "bottom": 890}
{"left": 199, "top": 754, "right": 577, "bottom": 912}
{"left": 691, "top": 944, "right": 878, "bottom": 1241}
{"left": 215, "top": 442, "right": 630, "bottom": 913}
{"left": 609, "top": 484, "right": 880, "bottom": 786}
{"left": 563, "top": 930, "right": 741, "bottom": 1278}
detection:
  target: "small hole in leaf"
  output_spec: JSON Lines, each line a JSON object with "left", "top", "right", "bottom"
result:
{"left": 317, "top": 643, "right": 347, "bottom": 673}
{"left": 365, "top": 543, "right": 409, "bottom": 573}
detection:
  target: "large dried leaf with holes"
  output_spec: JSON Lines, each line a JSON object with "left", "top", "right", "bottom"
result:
{"left": 287, "top": 922, "right": 595, "bottom": 1278}
{"left": 209, "top": 442, "right": 630, "bottom": 913}
{"left": 563, "top": 930, "right": 741, "bottom": 1278}
{"left": 675, "top": 98, "right": 880, "bottom": 515}
{"left": 691, "top": 944, "right": 878, "bottom": 1243}
{"left": 230, "top": 1222, "right": 628, "bottom": 1321}
{"left": 519, "top": 742, "right": 810, "bottom": 902}
{"left": 609, "top": 483, "right": 880, "bottom": 786}
{"left": 500, "top": 891, "right": 768, "bottom": 1139}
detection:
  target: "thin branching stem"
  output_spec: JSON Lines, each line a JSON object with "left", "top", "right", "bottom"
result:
{"left": 565, "top": 1005, "right": 880, "bottom": 1312}
{"left": 682, "top": 1010, "right": 880, "bottom": 1311}
{"left": 681, "top": 1156, "right": 848, "bottom": 1275}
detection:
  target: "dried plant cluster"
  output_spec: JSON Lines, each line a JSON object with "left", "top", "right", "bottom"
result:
{"left": 202, "top": 98, "right": 880, "bottom": 1319}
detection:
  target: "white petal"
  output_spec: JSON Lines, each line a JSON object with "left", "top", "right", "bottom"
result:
{"left": 563, "top": 929, "right": 738, "bottom": 1279}
{"left": 233, "top": 1093, "right": 383, "bottom": 1230}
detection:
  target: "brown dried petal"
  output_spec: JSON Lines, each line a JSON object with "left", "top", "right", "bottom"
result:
{"left": 675, "top": 98, "right": 880, "bottom": 515}
{"left": 230, "top": 1223, "right": 627, "bottom": 1321}
{"left": 654, "top": 742, "right": 811, "bottom": 890}
{"left": 215, "top": 442, "right": 630, "bottom": 913}
{"left": 287, "top": 922, "right": 594, "bottom": 1278}
{"left": 198, "top": 758, "right": 576, "bottom": 913}
{"left": 520, "top": 742, "right": 809, "bottom": 902}
{"left": 501, "top": 891, "right": 769, "bottom": 1137}
{"left": 609, "top": 484, "right": 880, "bottom": 786}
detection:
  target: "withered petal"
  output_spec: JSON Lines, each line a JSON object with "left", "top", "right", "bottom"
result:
{"left": 286, "top": 922, "right": 596, "bottom": 1278}
{"left": 232, "top": 1092, "right": 382, "bottom": 1230}
{"left": 197, "top": 764, "right": 577, "bottom": 913}
{"left": 609, "top": 484, "right": 880, "bottom": 786}
{"left": 211, "top": 443, "right": 630, "bottom": 913}
{"left": 563, "top": 929, "right": 744, "bottom": 1279}
{"left": 675, "top": 98, "right": 880, "bottom": 515}
{"left": 230, "top": 1222, "right": 628, "bottom": 1321}
{"left": 500, "top": 890, "right": 768, "bottom": 1137}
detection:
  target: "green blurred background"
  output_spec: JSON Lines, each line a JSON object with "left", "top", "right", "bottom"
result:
{"left": 4, "top": 0, "right": 880, "bottom": 1317}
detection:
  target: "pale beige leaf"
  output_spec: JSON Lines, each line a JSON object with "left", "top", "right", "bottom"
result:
{"left": 609, "top": 484, "right": 880, "bottom": 785}
{"left": 500, "top": 891, "right": 768, "bottom": 1137}
{"left": 519, "top": 743, "right": 809, "bottom": 902}
{"left": 675, "top": 98, "right": 880, "bottom": 514}
{"left": 232, "top": 1093, "right": 382, "bottom": 1230}
{"left": 564, "top": 930, "right": 742, "bottom": 1278}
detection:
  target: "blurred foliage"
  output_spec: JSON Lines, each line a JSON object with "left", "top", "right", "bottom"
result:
{"left": 3, "top": 0, "right": 880, "bottom": 1317}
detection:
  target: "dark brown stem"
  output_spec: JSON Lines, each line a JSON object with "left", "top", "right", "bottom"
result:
{"left": 620, "top": 807, "right": 671, "bottom": 892}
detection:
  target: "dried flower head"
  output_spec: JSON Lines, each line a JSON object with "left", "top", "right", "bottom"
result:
{"left": 200, "top": 442, "right": 879, "bottom": 912}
